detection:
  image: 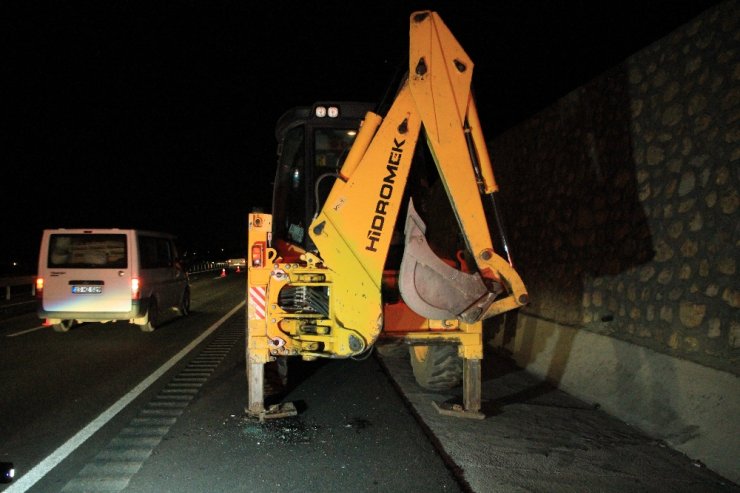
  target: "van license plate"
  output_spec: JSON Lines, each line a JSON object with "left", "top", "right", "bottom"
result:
{"left": 72, "top": 285, "right": 103, "bottom": 294}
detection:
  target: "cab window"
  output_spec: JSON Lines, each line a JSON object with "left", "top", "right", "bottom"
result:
{"left": 272, "top": 126, "right": 308, "bottom": 246}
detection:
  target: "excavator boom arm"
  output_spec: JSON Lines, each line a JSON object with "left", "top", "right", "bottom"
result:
{"left": 310, "top": 11, "right": 527, "bottom": 338}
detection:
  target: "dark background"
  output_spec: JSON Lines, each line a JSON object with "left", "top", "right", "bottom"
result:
{"left": 1, "top": 0, "right": 720, "bottom": 275}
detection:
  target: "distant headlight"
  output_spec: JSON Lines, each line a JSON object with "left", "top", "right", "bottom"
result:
{"left": 1, "top": 462, "right": 14, "bottom": 483}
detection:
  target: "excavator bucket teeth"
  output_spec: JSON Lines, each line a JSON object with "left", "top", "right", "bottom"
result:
{"left": 399, "top": 200, "right": 489, "bottom": 321}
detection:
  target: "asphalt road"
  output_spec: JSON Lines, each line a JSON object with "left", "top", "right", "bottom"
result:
{"left": 0, "top": 272, "right": 462, "bottom": 492}
{"left": 0, "top": 271, "right": 246, "bottom": 491}
{"left": 122, "top": 337, "right": 461, "bottom": 492}
{"left": 2, "top": 271, "right": 736, "bottom": 492}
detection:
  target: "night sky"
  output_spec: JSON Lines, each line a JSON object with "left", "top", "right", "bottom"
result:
{"left": 2, "top": 0, "right": 719, "bottom": 275}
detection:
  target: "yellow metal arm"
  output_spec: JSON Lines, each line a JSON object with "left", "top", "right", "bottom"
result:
{"left": 310, "top": 11, "right": 527, "bottom": 343}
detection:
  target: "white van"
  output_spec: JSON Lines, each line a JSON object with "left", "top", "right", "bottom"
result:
{"left": 36, "top": 229, "right": 190, "bottom": 332}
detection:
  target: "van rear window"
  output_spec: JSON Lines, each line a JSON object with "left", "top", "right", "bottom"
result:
{"left": 48, "top": 234, "right": 128, "bottom": 269}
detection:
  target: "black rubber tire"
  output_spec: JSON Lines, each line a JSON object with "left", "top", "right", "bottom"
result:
{"left": 375, "top": 340, "right": 407, "bottom": 358}
{"left": 179, "top": 288, "right": 191, "bottom": 316}
{"left": 409, "top": 344, "right": 463, "bottom": 391}
{"left": 53, "top": 320, "right": 73, "bottom": 333}
{"left": 263, "top": 357, "right": 289, "bottom": 396}
{"left": 140, "top": 299, "right": 158, "bottom": 332}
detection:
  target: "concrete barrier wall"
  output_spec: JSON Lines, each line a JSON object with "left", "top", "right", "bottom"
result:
{"left": 487, "top": 0, "right": 738, "bottom": 482}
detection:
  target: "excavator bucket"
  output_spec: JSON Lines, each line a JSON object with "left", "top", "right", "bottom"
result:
{"left": 399, "top": 200, "right": 496, "bottom": 322}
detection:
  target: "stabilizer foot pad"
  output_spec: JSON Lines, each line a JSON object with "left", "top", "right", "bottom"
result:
{"left": 432, "top": 400, "right": 485, "bottom": 420}
{"left": 245, "top": 402, "right": 298, "bottom": 423}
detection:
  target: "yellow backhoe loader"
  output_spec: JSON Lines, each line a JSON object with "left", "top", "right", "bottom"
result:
{"left": 246, "top": 11, "right": 528, "bottom": 420}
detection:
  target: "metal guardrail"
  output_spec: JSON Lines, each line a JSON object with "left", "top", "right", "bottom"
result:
{"left": 187, "top": 261, "right": 229, "bottom": 274}
{"left": 0, "top": 276, "right": 36, "bottom": 301}
{"left": 0, "top": 262, "right": 230, "bottom": 302}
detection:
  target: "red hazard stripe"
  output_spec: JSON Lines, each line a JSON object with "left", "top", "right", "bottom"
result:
{"left": 249, "top": 286, "right": 266, "bottom": 319}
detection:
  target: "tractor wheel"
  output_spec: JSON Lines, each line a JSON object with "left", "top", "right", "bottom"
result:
{"left": 374, "top": 339, "right": 407, "bottom": 358}
{"left": 409, "top": 344, "right": 463, "bottom": 391}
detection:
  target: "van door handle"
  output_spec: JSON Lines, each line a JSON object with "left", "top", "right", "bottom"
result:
{"left": 118, "top": 271, "right": 125, "bottom": 277}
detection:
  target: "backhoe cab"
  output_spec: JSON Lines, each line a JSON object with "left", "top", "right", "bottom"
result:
{"left": 246, "top": 11, "right": 527, "bottom": 420}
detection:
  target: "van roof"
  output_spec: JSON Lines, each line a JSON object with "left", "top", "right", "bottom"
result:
{"left": 42, "top": 228, "right": 177, "bottom": 239}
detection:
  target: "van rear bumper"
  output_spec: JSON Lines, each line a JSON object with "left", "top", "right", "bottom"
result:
{"left": 38, "top": 300, "right": 145, "bottom": 323}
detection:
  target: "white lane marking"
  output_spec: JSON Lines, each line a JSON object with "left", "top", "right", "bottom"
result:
{"left": 6, "top": 325, "right": 48, "bottom": 337}
{"left": 5, "top": 300, "right": 245, "bottom": 493}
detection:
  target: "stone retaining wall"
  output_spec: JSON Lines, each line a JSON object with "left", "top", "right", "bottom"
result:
{"left": 490, "top": 0, "right": 738, "bottom": 374}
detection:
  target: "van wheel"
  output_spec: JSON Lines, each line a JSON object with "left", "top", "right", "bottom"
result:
{"left": 179, "top": 288, "right": 191, "bottom": 316}
{"left": 53, "top": 320, "right": 74, "bottom": 333}
{"left": 140, "top": 299, "right": 158, "bottom": 332}
{"left": 409, "top": 345, "right": 463, "bottom": 391}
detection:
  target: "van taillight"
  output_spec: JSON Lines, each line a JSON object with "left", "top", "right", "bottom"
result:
{"left": 251, "top": 241, "right": 266, "bottom": 267}
{"left": 131, "top": 278, "right": 141, "bottom": 300}
{"left": 35, "top": 278, "right": 44, "bottom": 298}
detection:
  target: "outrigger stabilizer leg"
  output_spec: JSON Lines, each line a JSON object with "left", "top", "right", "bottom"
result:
{"left": 246, "top": 357, "right": 297, "bottom": 423}
{"left": 432, "top": 357, "right": 485, "bottom": 420}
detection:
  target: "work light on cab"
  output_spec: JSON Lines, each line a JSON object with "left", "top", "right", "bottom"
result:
{"left": 314, "top": 105, "right": 340, "bottom": 118}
